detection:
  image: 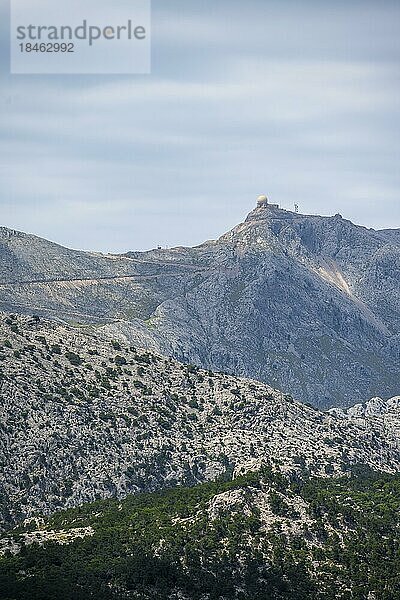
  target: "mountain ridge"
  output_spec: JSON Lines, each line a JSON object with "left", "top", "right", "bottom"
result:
{"left": 1, "top": 203, "right": 399, "bottom": 408}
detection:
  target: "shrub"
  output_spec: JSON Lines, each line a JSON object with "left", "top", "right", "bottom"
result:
{"left": 115, "top": 355, "right": 127, "bottom": 366}
{"left": 65, "top": 351, "right": 83, "bottom": 366}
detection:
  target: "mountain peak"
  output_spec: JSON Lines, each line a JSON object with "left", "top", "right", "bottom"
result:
{"left": 245, "top": 200, "right": 297, "bottom": 223}
{"left": 0, "top": 203, "right": 399, "bottom": 409}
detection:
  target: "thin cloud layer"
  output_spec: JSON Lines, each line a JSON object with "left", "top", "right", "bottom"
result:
{"left": 0, "top": 0, "right": 399, "bottom": 251}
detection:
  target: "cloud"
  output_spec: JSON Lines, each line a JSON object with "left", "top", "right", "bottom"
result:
{"left": 0, "top": 0, "right": 399, "bottom": 251}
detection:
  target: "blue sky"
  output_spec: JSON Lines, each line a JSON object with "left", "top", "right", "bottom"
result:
{"left": 1, "top": 0, "right": 399, "bottom": 252}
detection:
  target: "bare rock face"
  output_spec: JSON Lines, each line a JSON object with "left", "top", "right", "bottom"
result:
{"left": 0, "top": 204, "right": 399, "bottom": 408}
{"left": 329, "top": 396, "right": 400, "bottom": 445}
{"left": 0, "top": 313, "right": 399, "bottom": 528}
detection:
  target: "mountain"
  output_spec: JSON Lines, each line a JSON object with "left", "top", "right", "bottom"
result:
{"left": 1, "top": 202, "right": 399, "bottom": 408}
{"left": 0, "top": 312, "right": 399, "bottom": 530}
{"left": 1, "top": 468, "right": 399, "bottom": 599}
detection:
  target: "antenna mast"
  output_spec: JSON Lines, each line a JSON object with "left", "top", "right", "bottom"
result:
{"left": 294, "top": 203, "right": 299, "bottom": 213}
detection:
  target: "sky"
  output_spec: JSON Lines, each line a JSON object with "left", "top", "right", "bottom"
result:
{"left": 0, "top": 0, "right": 399, "bottom": 252}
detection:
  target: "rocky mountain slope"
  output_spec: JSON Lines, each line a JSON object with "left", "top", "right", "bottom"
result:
{"left": 0, "top": 313, "right": 399, "bottom": 530}
{"left": 330, "top": 395, "right": 400, "bottom": 419}
{"left": 1, "top": 468, "right": 399, "bottom": 599}
{"left": 1, "top": 203, "right": 399, "bottom": 408}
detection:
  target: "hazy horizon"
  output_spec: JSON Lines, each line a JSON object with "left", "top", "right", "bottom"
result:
{"left": 1, "top": 201, "right": 398, "bottom": 254}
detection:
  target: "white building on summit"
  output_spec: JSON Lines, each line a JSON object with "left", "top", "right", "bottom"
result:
{"left": 256, "top": 195, "right": 268, "bottom": 207}
{"left": 256, "top": 195, "right": 279, "bottom": 209}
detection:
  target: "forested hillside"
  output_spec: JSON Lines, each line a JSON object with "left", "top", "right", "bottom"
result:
{"left": 1, "top": 468, "right": 399, "bottom": 599}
